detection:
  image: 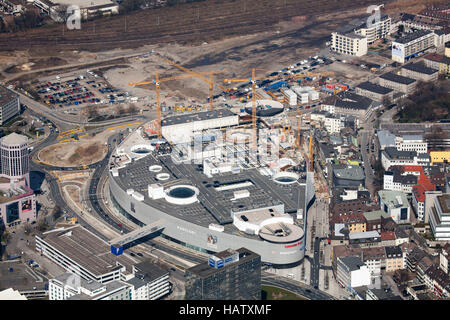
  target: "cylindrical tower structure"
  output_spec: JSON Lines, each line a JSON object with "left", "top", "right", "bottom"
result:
{"left": 0, "top": 132, "right": 29, "bottom": 185}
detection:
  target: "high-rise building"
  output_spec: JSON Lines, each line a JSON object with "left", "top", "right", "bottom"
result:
{"left": 0, "top": 85, "right": 20, "bottom": 126}
{"left": 185, "top": 248, "right": 261, "bottom": 300}
{"left": 0, "top": 132, "right": 36, "bottom": 228}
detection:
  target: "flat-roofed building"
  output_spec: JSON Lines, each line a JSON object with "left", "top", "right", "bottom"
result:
{"left": 49, "top": 273, "right": 133, "bottom": 300}
{"left": 391, "top": 30, "right": 436, "bottom": 63}
{"left": 0, "top": 85, "right": 19, "bottom": 126}
{"left": 336, "top": 255, "right": 371, "bottom": 290}
{"left": 401, "top": 62, "right": 439, "bottom": 82}
{"left": 378, "top": 190, "right": 410, "bottom": 224}
{"left": 424, "top": 53, "right": 450, "bottom": 74}
{"left": 128, "top": 261, "right": 170, "bottom": 300}
{"left": 377, "top": 72, "right": 417, "bottom": 94}
{"left": 429, "top": 194, "right": 450, "bottom": 241}
{"left": 355, "top": 81, "right": 394, "bottom": 102}
{"left": 35, "top": 225, "right": 135, "bottom": 284}
{"left": 331, "top": 31, "right": 368, "bottom": 56}
{"left": 185, "top": 248, "right": 261, "bottom": 300}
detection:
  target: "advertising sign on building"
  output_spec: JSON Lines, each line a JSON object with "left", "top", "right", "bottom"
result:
{"left": 21, "top": 199, "right": 32, "bottom": 212}
{"left": 392, "top": 43, "right": 404, "bottom": 58}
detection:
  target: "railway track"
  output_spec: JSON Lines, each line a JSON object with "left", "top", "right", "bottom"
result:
{"left": 1, "top": 0, "right": 391, "bottom": 51}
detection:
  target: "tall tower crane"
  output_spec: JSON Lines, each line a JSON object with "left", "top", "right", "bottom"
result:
{"left": 164, "top": 58, "right": 227, "bottom": 111}
{"left": 308, "top": 130, "right": 314, "bottom": 172}
{"left": 224, "top": 69, "right": 330, "bottom": 149}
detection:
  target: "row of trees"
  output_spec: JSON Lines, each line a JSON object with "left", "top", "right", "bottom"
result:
{"left": 395, "top": 80, "right": 450, "bottom": 123}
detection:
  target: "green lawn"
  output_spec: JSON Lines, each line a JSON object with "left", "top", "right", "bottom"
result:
{"left": 261, "top": 285, "right": 308, "bottom": 300}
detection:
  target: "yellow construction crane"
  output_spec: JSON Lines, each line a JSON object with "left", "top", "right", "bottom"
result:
{"left": 165, "top": 58, "right": 227, "bottom": 111}
{"left": 223, "top": 69, "right": 327, "bottom": 149}
{"left": 129, "top": 72, "right": 197, "bottom": 138}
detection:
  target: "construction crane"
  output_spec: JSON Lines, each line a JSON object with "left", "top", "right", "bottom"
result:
{"left": 129, "top": 72, "right": 201, "bottom": 138}
{"left": 223, "top": 69, "right": 330, "bottom": 149}
{"left": 164, "top": 58, "right": 227, "bottom": 111}
{"left": 287, "top": 108, "right": 302, "bottom": 149}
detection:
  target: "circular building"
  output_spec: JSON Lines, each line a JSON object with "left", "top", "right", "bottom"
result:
{"left": 0, "top": 133, "right": 29, "bottom": 183}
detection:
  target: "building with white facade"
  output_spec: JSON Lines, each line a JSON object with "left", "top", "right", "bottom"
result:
{"left": 391, "top": 29, "right": 436, "bottom": 63}
{"left": 395, "top": 135, "right": 427, "bottom": 154}
{"left": 281, "top": 88, "right": 297, "bottom": 106}
{"left": 429, "top": 194, "right": 450, "bottom": 241}
{"left": 49, "top": 273, "right": 133, "bottom": 300}
{"left": 336, "top": 255, "right": 371, "bottom": 289}
{"left": 381, "top": 147, "right": 430, "bottom": 170}
{"left": 378, "top": 190, "right": 410, "bottom": 224}
{"left": 331, "top": 31, "right": 368, "bottom": 56}
{"left": 127, "top": 261, "right": 170, "bottom": 300}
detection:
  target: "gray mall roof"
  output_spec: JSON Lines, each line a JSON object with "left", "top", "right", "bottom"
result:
{"left": 402, "top": 62, "right": 438, "bottom": 75}
{"left": 379, "top": 72, "right": 416, "bottom": 85}
{"left": 393, "top": 29, "right": 433, "bottom": 44}
{"left": 161, "top": 109, "right": 236, "bottom": 127}
{"left": 357, "top": 82, "right": 393, "bottom": 95}
{"left": 112, "top": 152, "right": 306, "bottom": 238}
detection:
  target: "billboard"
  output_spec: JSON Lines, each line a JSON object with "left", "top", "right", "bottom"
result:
{"left": 392, "top": 43, "right": 404, "bottom": 58}
{"left": 21, "top": 199, "right": 32, "bottom": 212}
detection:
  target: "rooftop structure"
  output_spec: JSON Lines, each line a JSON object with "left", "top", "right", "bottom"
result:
{"left": 395, "top": 29, "right": 434, "bottom": 44}
{"left": 379, "top": 72, "right": 416, "bottom": 85}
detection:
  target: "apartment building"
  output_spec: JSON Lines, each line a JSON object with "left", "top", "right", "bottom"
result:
{"left": 391, "top": 29, "right": 436, "bottom": 63}
{"left": 355, "top": 81, "right": 394, "bottom": 103}
{"left": 385, "top": 246, "right": 404, "bottom": 272}
{"left": 336, "top": 256, "right": 371, "bottom": 289}
{"left": 401, "top": 62, "right": 439, "bottom": 82}
{"left": 331, "top": 31, "right": 368, "bottom": 57}
{"left": 381, "top": 147, "right": 430, "bottom": 170}
{"left": 424, "top": 53, "right": 450, "bottom": 74}
{"left": 378, "top": 72, "right": 417, "bottom": 94}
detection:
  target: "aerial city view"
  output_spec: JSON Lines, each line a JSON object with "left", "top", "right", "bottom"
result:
{"left": 0, "top": 0, "right": 448, "bottom": 309}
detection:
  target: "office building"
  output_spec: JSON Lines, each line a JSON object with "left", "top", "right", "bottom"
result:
{"left": 378, "top": 190, "right": 410, "bottom": 224}
{"left": 381, "top": 147, "right": 430, "bottom": 170}
{"left": 49, "top": 273, "right": 133, "bottom": 300}
{"left": 185, "top": 248, "right": 261, "bottom": 300}
{"left": 0, "top": 133, "right": 36, "bottom": 229}
{"left": 127, "top": 261, "right": 170, "bottom": 300}
{"left": 0, "top": 85, "right": 20, "bottom": 126}
{"left": 391, "top": 30, "right": 436, "bottom": 63}
{"left": 429, "top": 194, "right": 450, "bottom": 241}
{"left": 35, "top": 225, "right": 135, "bottom": 283}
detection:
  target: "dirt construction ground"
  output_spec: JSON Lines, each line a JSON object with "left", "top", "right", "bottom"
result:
{"left": 38, "top": 130, "right": 112, "bottom": 167}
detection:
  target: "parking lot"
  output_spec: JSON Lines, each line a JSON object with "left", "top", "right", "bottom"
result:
{"left": 34, "top": 71, "right": 131, "bottom": 112}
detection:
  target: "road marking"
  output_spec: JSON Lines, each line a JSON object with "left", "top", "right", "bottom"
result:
{"left": 106, "top": 122, "right": 143, "bottom": 131}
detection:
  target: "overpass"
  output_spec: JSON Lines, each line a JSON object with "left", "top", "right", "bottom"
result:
{"left": 109, "top": 220, "right": 164, "bottom": 255}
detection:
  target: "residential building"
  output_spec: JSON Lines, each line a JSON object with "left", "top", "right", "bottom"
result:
{"left": 391, "top": 29, "right": 436, "bottom": 63}
{"left": 355, "top": 81, "right": 394, "bottom": 102}
{"left": 377, "top": 72, "right": 416, "bottom": 94}
{"left": 331, "top": 245, "right": 362, "bottom": 276}
{"left": 406, "top": 246, "right": 429, "bottom": 273}
{"left": 385, "top": 246, "right": 404, "bottom": 272}
{"left": 49, "top": 273, "right": 133, "bottom": 300}
{"left": 363, "top": 210, "right": 390, "bottom": 233}
{"left": 35, "top": 225, "right": 134, "bottom": 284}
{"left": 423, "top": 265, "right": 450, "bottom": 299}
{"left": 334, "top": 213, "right": 367, "bottom": 234}
{"left": 378, "top": 190, "right": 410, "bottom": 224}
{"left": 322, "top": 92, "right": 380, "bottom": 121}
{"left": 400, "top": 62, "right": 439, "bottom": 82}
{"left": 0, "top": 85, "right": 20, "bottom": 126}
{"left": 324, "top": 115, "right": 345, "bottom": 134}
{"left": 185, "top": 248, "right": 261, "bottom": 300}
{"left": 429, "top": 194, "right": 450, "bottom": 241}
{"left": 383, "top": 169, "right": 417, "bottom": 194}
{"left": 424, "top": 53, "right": 450, "bottom": 74}
{"left": 127, "top": 261, "right": 170, "bottom": 300}
{"left": 439, "top": 243, "right": 450, "bottom": 274}
{"left": 407, "top": 284, "right": 430, "bottom": 300}
{"left": 429, "top": 151, "right": 450, "bottom": 165}
{"left": 336, "top": 255, "right": 371, "bottom": 289}
{"left": 412, "top": 184, "right": 436, "bottom": 222}
{"left": 361, "top": 246, "right": 385, "bottom": 278}
{"left": 331, "top": 31, "right": 368, "bottom": 57}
